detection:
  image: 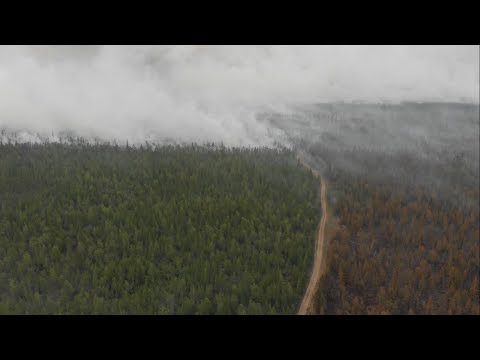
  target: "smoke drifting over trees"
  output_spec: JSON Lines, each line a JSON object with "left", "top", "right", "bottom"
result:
{"left": 0, "top": 45, "right": 478, "bottom": 146}
{"left": 0, "top": 45, "right": 478, "bottom": 315}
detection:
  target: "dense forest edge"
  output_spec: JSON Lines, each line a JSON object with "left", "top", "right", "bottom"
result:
{"left": 0, "top": 141, "right": 321, "bottom": 314}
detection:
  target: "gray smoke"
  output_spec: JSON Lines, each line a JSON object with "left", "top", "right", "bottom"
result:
{"left": 0, "top": 45, "right": 478, "bottom": 146}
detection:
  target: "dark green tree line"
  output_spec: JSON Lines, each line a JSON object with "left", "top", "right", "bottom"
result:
{"left": 0, "top": 141, "right": 321, "bottom": 314}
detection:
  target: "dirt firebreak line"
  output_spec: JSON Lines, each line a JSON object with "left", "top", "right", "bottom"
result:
{"left": 297, "top": 157, "right": 328, "bottom": 315}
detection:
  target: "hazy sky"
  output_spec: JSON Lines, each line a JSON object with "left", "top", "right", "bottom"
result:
{"left": 0, "top": 45, "right": 478, "bottom": 145}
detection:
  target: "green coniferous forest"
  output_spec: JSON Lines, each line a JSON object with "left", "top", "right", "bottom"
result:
{"left": 0, "top": 141, "right": 321, "bottom": 314}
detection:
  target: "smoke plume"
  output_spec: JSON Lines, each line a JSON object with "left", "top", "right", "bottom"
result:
{"left": 0, "top": 45, "right": 478, "bottom": 146}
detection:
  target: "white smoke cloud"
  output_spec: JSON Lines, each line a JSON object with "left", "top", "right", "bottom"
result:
{"left": 0, "top": 45, "right": 478, "bottom": 146}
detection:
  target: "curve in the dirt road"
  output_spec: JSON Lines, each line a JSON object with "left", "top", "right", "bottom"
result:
{"left": 297, "top": 156, "right": 328, "bottom": 315}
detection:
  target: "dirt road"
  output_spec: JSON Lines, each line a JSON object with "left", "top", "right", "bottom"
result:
{"left": 297, "top": 157, "right": 328, "bottom": 315}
